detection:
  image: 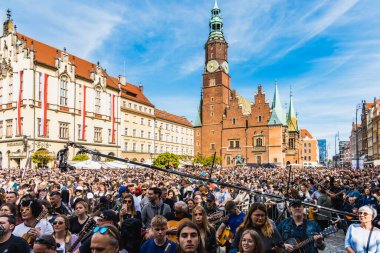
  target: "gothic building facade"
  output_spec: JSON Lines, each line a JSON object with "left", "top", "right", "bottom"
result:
{"left": 194, "top": 1, "right": 303, "bottom": 167}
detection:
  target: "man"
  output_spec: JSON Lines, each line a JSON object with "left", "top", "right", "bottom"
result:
{"left": 90, "top": 224, "right": 120, "bottom": 253}
{"left": 203, "top": 194, "right": 223, "bottom": 227}
{"left": 75, "top": 210, "right": 119, "bottom": 253}
{"left": 165, "top": 201, "right": 191, "bottom": 241}
{"left": 32, "top": 234, "right": 58, "bottom": 253}
{"left": 344, "top": 182, "right": 361, "bottom": 202}
{"left": 177, "top": 221, "right": 203, "bottom": 253}
{"left": 49, "top": 191, "right": 72, "bottom": 215}
{"left": 277, "top": 200, "right": 325, "bottom": 253}
{"left": 5, "top": 192, "right": 18, "bottom": 205}
{"left": 0, "top": 214, "right": 30, "bottom": 253}
{"left": 141, "top": 187, "right": 171, "bottom": 228}
{"left": 140, "top": 215, "right": 177, "bottom": 253}
{"left": 13, "top": 200, "right": 53, "bottom": 241}
{"left": 327, "top": 179, "right": 344, "bottom": 210}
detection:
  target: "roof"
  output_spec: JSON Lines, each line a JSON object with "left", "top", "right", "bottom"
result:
{"left": 155, "top": 109, "right": 193, "bottom": 127}
{"left": 120, "top": 82, "right": 154, "bottom": 107}
{"left": 268, "top": 83, "right": 286, "bottom": 126}
{"left": 16, "top": 33, "right": 118, "bottom": 90}
{"left": 365, "top": 102, "right": 374, "bottom": 109}
{"left": 300, "top": 129, "right": 313, "bottom": 139}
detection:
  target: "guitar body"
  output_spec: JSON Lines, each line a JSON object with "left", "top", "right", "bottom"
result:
{"left": 22, "top": 207, "right": 48, "bottom": 247}
{"left": 167, "top": 218, "right": 191, "bottom": 242}
{"left": 282, "top": 238, "right": 305, "bottom": 253}
{"left": 217, "top": 227, "right": 234, "bottom": 247}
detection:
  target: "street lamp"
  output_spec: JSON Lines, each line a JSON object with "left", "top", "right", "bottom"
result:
{"left": 355, "top": 102, "right": 363, "bottom": 169}
{"left": 334, "top": 132, "right": 339, "bottom": 167}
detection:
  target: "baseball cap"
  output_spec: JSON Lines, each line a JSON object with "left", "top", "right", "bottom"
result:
{"left": 289, "top": 199, "right": 303, "bottom": 207}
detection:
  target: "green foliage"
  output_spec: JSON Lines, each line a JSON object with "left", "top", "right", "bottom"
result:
{"left": 193, "top": 153, "right": 221, "bottom": 167}
{"left": 31, "top": 150, "right": 54, "bottom": 166}
{"left": 72, "top": 153, "right": 90, "bottom": 161}
{"left": 153, "top": 152, "right": 179, "bottom": 169}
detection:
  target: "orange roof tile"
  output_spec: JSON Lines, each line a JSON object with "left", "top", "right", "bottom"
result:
{"left": 365, "top": 103, "right": 374, "bottom": 109}
{"left": 120, "top": 83, "right": 154, "bottom": 107}
{"left": 155, "top": 109, "right": 193, "bottom": 127}
{"left": 300, "top": 129, "right": 313, "bottom": 139}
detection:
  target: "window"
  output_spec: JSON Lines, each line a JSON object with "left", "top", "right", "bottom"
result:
{"left": 148, "top": 132, "right": 151, "bottom": 139}
{"left": 148, "top": 120, "right": 151, "bottom": 127}
{"left": 38, "top": 72, "right": 43, "bottom": 101}
{"left": 95, "top": 89, "right": 101, "bottom": 114}
{"left": 6, "top": 120, "right": 12, "bottom": 138}
{"left": 209, "top": 79, "right": 215, "bottom": 86}
{"left": 304, "top": 143, "right": 307, "bottom": 147}
{"left": 304, "top": 149, "right": 307, "bottom": 153}
{"left": 274, "top": 158, "right": 278, "bottom": 163}
{"left": 155, "top": 146, "right": 158, "bottom": 154}
{"left": 196, "top": 131, "right": 200, "bottom": 136}
{"left": 229, "top": 140, "right": 240, "bottom": 149}
{"left": 308, "top": 143, "right": 311, "bottom": 147}
{"left": 8, "top": 79, "right": 13, "bottom": 102}
{"left": 166, "top": 124, "right": 169, "bottom": 130}
{"left": 59, "top": 78, "right": 68, "bottom": 106}
{"left": 256, "top": 138, "right": 263, "bottom": 147}
{"left": 196, "top": 141, "right": 200, "bottom": 146}
{"left": 210, "top": 105, "right": 214, "bottom": 110}
{"left": 211, "top": 143, "right": 216, "bottom": 150}
{"left": 59, "top": 122, "right": 69, "bottom": 139}
{"left": 124, "top": 142, "right": 128, "bottom": 151}
{"left": 108, "top": 129, "right": 116, "bottom": 143}
{"left": 133, "top": 143, "right": 136, "bottom": 152}
{"left": 155, "top": 133, "right": 158, "bottom": 140}
{"left": 148, "top": 144, "right": 151, "bottom": 153}
{"left": 133, "top": 129, "right": 136, "bottom": 137}
{"left": 139, "top": 106, "right": 142, "bottom": 111}
{"left": 232, "top": 118, "right": 236, "bottom": 125}
{"left": 128, "top": 103, "right": 132, "bottom": 108}
{"left": 78, "top": 124, "right": 82, "bottom": 139}
{"left": 141, "top": 130, "right": 144, "bottom": 138}
{"left": 308, "top": 156, "right": 311, "bottom": 160}
{"left": 122, "top": 101, "right": 126, "bottom": 107}
{"left": 94, "top": 127, "right": 102, "bottom": 142}
{"left": 0, "top": 121, "right": 3, "bottom": 138}
{"left": 289, "top": 138, "right": 295, "bottom": 149}
{"left": 210, "top": 112, "right": 214, "bottom": 117}
{"left": 149, "top": 109, "right": 152, "bottom": 114}
{"left": 141, "top": 118, "right": 144, "bottom": 125}
{"left": 211, "top": 97, "right": 214, "bottom": 102}
{"left": 141, "top": 144, "right": 144, "bottom": 152}
{"left": 38, "top": 118, "right": 50, "bottom": 137}
{"left": 258, "top": 115, "right": 262, "bottom": 123}
{"left": 309, "top": 149, "right": 311, "bottom": 153}
{"left": 124, "top": 128, "right": 128, "bottom": 136}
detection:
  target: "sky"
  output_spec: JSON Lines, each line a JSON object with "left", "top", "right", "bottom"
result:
{"left": 2, "top": 0, "right": 380, "bottom": 159}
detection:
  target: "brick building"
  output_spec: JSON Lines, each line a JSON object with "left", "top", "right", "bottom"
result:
{"left": 194, "top": 1, "right": 303, "bottom": 167}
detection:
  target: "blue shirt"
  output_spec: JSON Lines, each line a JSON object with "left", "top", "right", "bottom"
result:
{"left": 140, "top": 239, "right": 177, "bottom": 253}
{"left": 224, "top": 212, "right": 245, "bottom": 234}
{"left": 345, "top": 224, "right": 380, "bottom": 253}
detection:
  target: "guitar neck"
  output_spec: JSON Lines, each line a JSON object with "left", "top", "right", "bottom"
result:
{"left": 293, "top": 237, "right": 314, "bottom": 250}
{"left": 67, "top": 229, "right": 92, "bottom": 253}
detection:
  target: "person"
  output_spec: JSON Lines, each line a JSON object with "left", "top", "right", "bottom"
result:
{"left": 118, "top": 193, "right": 142, "bottom": 222}
{"left": 231, "top": 203, "right": 282, "bottom": 253}
{"left": 90, "top": 224, "right": 120, "bottom": 253}
{"left": 176, "top": 221, "right": 204, "bottom": 253}
{"left": 203, "top": 194, "right": 222, "bottom": 227}
{"left": 0, "top": 214, "right": 30, "bottom": 253}
{"left": 345, "top": 205, "right": 380, "bottom": 252}
{"left": 186, "top": 199, "right": 196, "bottom": 217}
{"left": 140, "top": 215, "right": 177, "bottom": 253}
{"left": 49, "top": 191, "right": 72, "bottom": 216}
{"left": 52, "top": 214, "right": 80, "bottom": 253}
{"left": 32, "top": 234, "right": 58, "bottom": 253}
{"left": 5, "top": 191, "right": 18, "bottom": 205}
{"left": 192, "top": 206, "right": 217, "bottom": 253}
{"left": 277, "top": 200, "right": 325, "bottom": 253}
{"left": 141, "top": 187, "right": 171, "bottom": 228}
{"left": 0, "top": 203, "right": 17, "bottom": 216}
{"left": 238, "top": 229, "right": 265, "bottom": 253}
{"left": 315, "top": 186, "right": 332, "bottom": 229}
{"left": 70, "top": 199, "right": 91, "bottom": 234}
{"left": 13, "top": 199, "right": 53, "bottom": 244}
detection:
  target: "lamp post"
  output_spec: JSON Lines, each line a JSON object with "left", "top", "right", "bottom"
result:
{"left": 334, "top": 132, "right": 339, "bottom": 167}
{"left": 355, "top": 102, "right": 363, "bottom": 169}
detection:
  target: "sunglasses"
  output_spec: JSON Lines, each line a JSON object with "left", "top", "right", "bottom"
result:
{"left": 20, "top": 200, "right": 33, "bottom": 207}
{"left": 358, "top": 212, "right": 369, "bottom": 217}
{"left": 53, "top": 221, "right": 65, "bottom": 225}
{"left": 123, "top": 200, "right": 132, "bottom": 203}
{"left": 93, "top": 226, "right": 117, "bottom": 239}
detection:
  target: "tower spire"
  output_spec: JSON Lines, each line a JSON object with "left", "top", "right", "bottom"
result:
{"left": 194, "top": 90, "right": 203, "bottom": 127}
{"left": 287, "top": 89, "right": 299, "bottom": 131}
{"left": 208, "top": 0, "right": 224, "bottom": 40}
{"left": 268, "top": 81, "right": 286, "bottom": 125}
{"left": 3, "top": 9, "right": 14, "bottom": 36}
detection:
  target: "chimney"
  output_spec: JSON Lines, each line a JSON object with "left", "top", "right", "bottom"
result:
{"left": 139, "top": 82, "right": 143, "bottom": 92}
{"left": 118, "top": 75, "right": 126, "bottom": 85}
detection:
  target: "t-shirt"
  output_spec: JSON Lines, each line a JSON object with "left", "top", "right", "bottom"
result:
{"left": 13, "top": 219, "right": 54, "bottom": 238}
{"left": 140, "top": 239, "right": 177, "bottom": 253}
{"left": 0, "top": 234, "right": 30, "bottom": 253}
{"left": 70, "top": 216, "right": 89, "bottom": 234}
{"left": 224, "top": 212, "right": 245, "bottom": 234}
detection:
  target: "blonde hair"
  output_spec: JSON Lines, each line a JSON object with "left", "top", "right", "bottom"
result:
{"left": 192, "top": 206, "right": 211, "bottom": 234}
{"left": 151, "top": 215, "right": 167, "bottom": 228}
{"left": 238, "top": 229, "right": 265, "bottom": 253}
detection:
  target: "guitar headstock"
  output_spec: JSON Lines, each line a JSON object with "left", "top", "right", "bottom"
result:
{"left": 322, "top": 226, "right": 338, "bottom": 237}
{"left": 83, "top": 218, "right": 96, "bottom": 232}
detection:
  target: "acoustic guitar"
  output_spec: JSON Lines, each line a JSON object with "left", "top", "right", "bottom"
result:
{"left": 22, "top": 206, "right": 49, "bottom": 247}
{"left": 217, "top": 226, "right": 234, "bottom": 247}
{"left": 67, "top": 218, "right": 96, "bottom": 253}
{"left": 282, "top": 225, "right": 338, "bottom": 253}
{"left": 167, "top": 218, "right": 191, "bottom": 242}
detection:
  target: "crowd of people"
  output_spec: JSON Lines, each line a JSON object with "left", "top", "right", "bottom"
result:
{"left": 1, "top": 164, "right": 380, "bottom": 253}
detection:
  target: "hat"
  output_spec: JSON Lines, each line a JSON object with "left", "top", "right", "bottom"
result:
{"left": 100, "top": 210, "right": 118, "bottom": 225}
{"left": 35, "top": 234, "right": 59, "bottom": 249}
{"left": 87, "top": 192, "right": 94, "bottom": 199}
{"left": 118, "top": 186, "right": 128, "bottom": 197}
{"left": 206, "top": 194, "right": 215, "bottom": 202}
{"left": 289, "top": 199, "right": 303, "bottom": 207}
{"left": 75, "top": 186, "right": 83, "bottom": 191}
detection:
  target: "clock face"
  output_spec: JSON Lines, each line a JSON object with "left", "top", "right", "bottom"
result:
{"left": 206, "top": 60, "right": 219, "bottom": 73}
{"left": 222, "top": 61, "right": 229, "bottom": 74}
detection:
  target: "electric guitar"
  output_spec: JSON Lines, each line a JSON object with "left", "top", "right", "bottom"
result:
{"left": 67, "top": 218, "right": 96, "bottom": 253}
{"left": 282, "top": 226, "right": 338, "bottom": 253}
{"left": 22, "top": 206, "right": 49, "bottom": 247}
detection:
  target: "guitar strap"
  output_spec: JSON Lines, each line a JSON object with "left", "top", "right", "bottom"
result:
{"left": 366, "top": 226, "right": 374, "bottom": 253}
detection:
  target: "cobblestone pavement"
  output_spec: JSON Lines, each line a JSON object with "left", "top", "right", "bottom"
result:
{"left": 324, "top": 229, "right": 346, "bottom": 253}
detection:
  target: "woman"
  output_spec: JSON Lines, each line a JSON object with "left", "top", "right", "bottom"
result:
{"left": 0, "top": 203, "right": 17, "bottom": 216}
{"left": 345, "top": 205, "right": 380, "bottom": 252}
{"left": 118, "top": 193, "right": 142, "bottom": 222}
{"left": 238, "top": 229, "right": 265, "bottom": 253}
{"left": 192, "top": 206, "right": 217, "bottom": 253}
{"left": 52, "top": 214, "right": 80, "bottom": 252}
{"left": 186, "top": 199, "right": 196, "bottom": 217}
{"left": 360, "top": 188, "right": 379, "bottom": 209}
{"left": 69, "top": 200, "right": 90, "bottom": 234}
{"left": 231, "top": 203, "right": 282, "bottom": 253}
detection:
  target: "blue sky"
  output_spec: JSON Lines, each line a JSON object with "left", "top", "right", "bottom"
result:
{"left": 2, "top": 0, "right": 380, "bottom": 158}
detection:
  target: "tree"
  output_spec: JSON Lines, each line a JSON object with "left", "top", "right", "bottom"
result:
{"left": 31, "top": 150, "right": 54, "bottom": 167}
{"left": 153, "top": 152, "right": 179, "bottom": 169}
{"left": 193, "top": 153, "right": 221, "bottom": 167}
{"left": 72, "top": 153, "right": 90, "bottom": 161}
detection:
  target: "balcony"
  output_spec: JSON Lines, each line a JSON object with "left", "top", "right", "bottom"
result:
{"left": 252, "top": 146, "right": 266, "bottom": 152}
